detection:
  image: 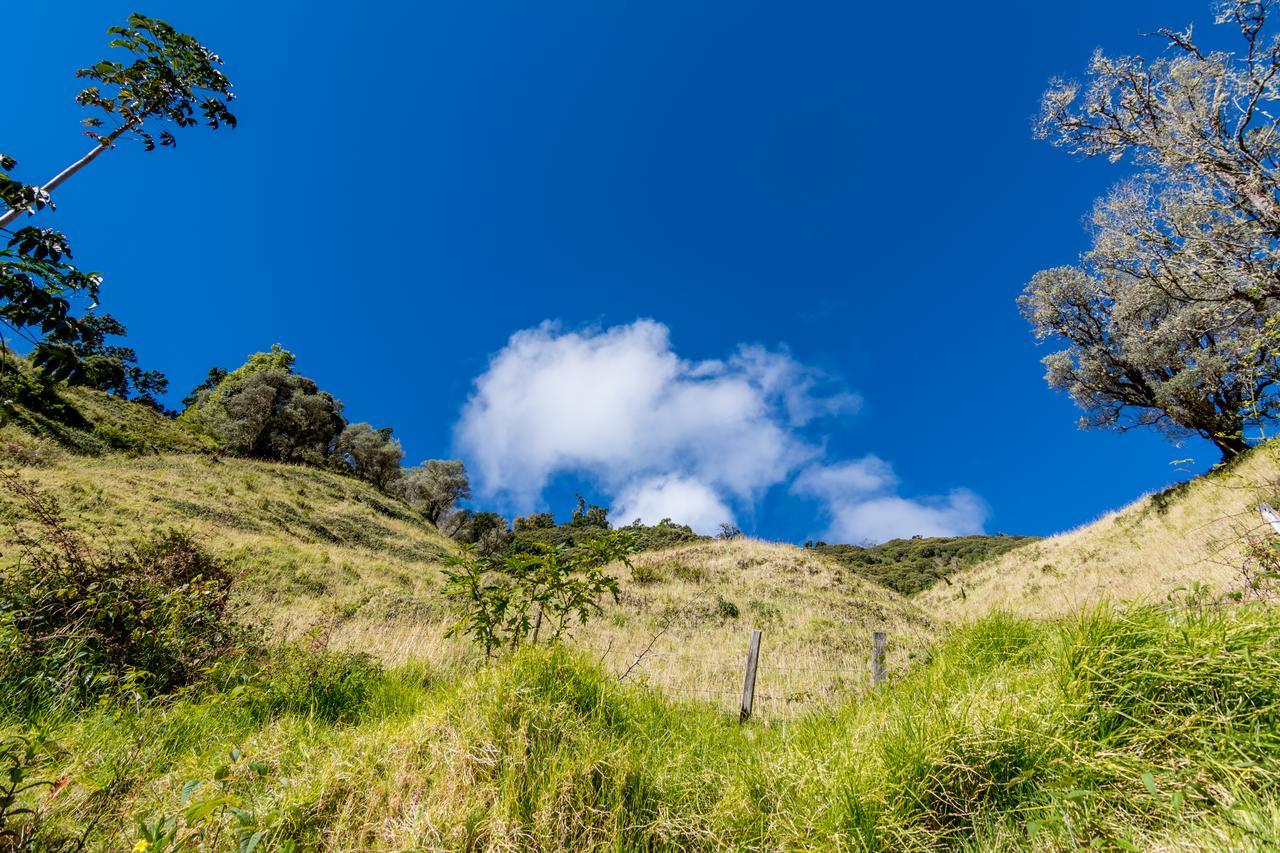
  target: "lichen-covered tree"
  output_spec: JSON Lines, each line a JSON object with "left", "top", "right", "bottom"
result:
{"left": 396, "top": 460, "right": 471, "bottom": 525}
{"left": 336, "top": 423, "right": 404, "bottom": 489}
{"left": 1020, "top": 266, "right": 1280, "bottom": 460}
{"left": 1036, "top": 0, "right": 1280, "bottom": 307}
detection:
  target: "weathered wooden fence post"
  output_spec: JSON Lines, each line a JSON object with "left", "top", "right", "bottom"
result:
{"left": 871, "top": 631, "right": 886, "bottom": 688}
{"left": 739, "top": 628, "right": 762, "bottom": 723}
{"left": 1260, "top": 502, "right": 1280, "bottom": 536}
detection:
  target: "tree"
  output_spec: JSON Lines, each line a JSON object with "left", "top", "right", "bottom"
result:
{"left": 219, "top": 370, "right": 344, "bottom": 461}
{"left": 1036, "top": 1, "right": 1280, "bottom": 307}
{"left": 1029, "top": 1, "right": 1280, "bottom": 458}
{"left": 513, "top": 512, "right": 556, "bottom": 531}
{"left": 1020, "top": 265, "right": 1280, "bottom": 460}
{"left": 0, "top": 15, "right": 234, "bottom": 385}
{"left": 396, "top": 459, "right": 471, "bottom": 525}
{"left": 70, "top": 313, "right": 168, "bottom": 408}
{"left": 0, "top": 211, "right": 99, "bottom": 383}
{"left": 336, "top": 423, "right": 404, "bottom": 489}
{"left": 0, "top": 14, "right": 235, "bottom": 230}
{"left": 569, "top": 495, "right": 609, "bottom": 528}
{"left": 180, "top": 366, "right": 228, "bottom": 409}
{"left": 181, "top": 346, "right": 345, "bottom": 462}
{"left": 716, "top": 522, "right": 743, "bottom": 540}
{"left": 440, "top": 509, "right": 512, "bottom": 556}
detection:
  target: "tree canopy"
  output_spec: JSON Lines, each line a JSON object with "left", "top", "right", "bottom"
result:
{"left": 1030, "top": 0, "right": 1280, "bottom": 459}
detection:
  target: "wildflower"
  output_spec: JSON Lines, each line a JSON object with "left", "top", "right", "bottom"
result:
{"left": 132, "top": 841, "right": 150, "bottom": 852}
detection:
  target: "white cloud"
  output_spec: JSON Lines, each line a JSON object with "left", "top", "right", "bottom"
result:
{"left": 793, "top": 457, "right": 988, "bottom": 543}
{"left": 823, "top": 490, "right": 988, "bottom": 543}
{"left": 612, "top": 475, "right": 733, "bottom": 535}
{"left": 455, "top": 318, "right": 985, "bottom": 541}
{"left": 455, "top": 319, "right": 848, "bottom": 509}
{"left": 791, "top": 456, "right": 897, "bottom": 499}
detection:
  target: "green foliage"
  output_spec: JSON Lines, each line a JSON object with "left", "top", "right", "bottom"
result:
{"left": 513, "top": 511, "right": 555, "bottom": 531}
{"left": 180, "top": 366, "right": 227, "bottom": 410}
{"left": 569, "top": 494, "right": 609, "bottom": 528}
{"left": 510, "top": 512, "right": 703, "bottom": 555}
{"left": 1, "top": 13, "right": 235, "bottom": 386}
{"left": 0, "top": 473, "right": 246, "bottom": 711}
{"left": 335, "top": 423, "right": 403, "bottom": 489}
{"left": 0, "top": 218, "right": 102, "bottom": 384}
{"left": 91, "top": 421, "right": 145, "bottom": 452}
{"left": 443, "top": 532, "right": 633, "bottom": 656}
{"left": 71, "top": 313, "right": 169, "bottom": 408}
{"left": 180, "top": 346, "right": 345, "bottom": 463}
{"left": 75, "top": 13, "right": 236, "bottom": 150}
{"left": 4, "top": 605, "right": 1280, "bottom": 848}
{"left": 0, "top": 730, "right": 53, "bottom": 847}
{"left": 810, "top": 535, "right": 1041, "bottom": 595}
{"left": 134, "top": 746, "right": 295, "bottom": 853}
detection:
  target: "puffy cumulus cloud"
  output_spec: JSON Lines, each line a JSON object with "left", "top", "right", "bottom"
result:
{"left": 612, "top": 475, "right": 733, "bottom": 535}
{"left": 455, "top": 319, "right": 985, "bottom": 541}
{"left": 793, "top": 456, "right": 988, "bottom": 543}
{"left": 455, "top": 320, "right": 851, "bottom": 509}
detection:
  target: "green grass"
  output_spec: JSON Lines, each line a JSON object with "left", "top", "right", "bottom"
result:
{"left": 6, "top": 603, "right": 1278, "bottom": 850}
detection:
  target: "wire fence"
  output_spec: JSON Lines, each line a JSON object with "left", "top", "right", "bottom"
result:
{"left": 568, "top": 630, "right": 897, "bottom": 720}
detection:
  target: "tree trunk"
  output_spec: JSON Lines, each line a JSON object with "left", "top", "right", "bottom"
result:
{"left": 1211, "top": 430, "right": 1250, "bottom": 462}
{"left": 0, "top": 121, "right": 137, "bottom": 230}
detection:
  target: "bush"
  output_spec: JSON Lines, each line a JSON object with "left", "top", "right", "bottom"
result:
{"left": 444, "top": 533, "right": 633, "bottom": 656}
{"left": 0, "top": 473, "right": 247, "bottom": 711}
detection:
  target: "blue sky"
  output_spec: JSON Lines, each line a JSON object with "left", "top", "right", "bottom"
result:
{"left": 5, "top": 0, "right": 1227, "bottom": 541}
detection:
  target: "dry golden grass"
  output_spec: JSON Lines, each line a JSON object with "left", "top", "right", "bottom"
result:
{"left": 919, "top": 443, "right": 1280, "bottom": 622}
{"left": 0, "top": 431, "right": 934, "bottom": 718}
{"left": 566, "top": 538, "right": 935, "bottom": 718}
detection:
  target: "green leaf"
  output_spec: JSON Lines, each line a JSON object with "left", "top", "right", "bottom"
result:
{"left": 1140, "top": 772, "right": 1158, "bottom": 797}
{"left": 181, "top": 778, "right": 204, "bottom": 803}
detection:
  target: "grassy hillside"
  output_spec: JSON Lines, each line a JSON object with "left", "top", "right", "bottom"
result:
{"left": 0, "top": 417, "right": 933, "bottom": 717}
{"left": 0, "top": 368, "right": 214, "bottom": 456}
{"left": 0, "top": 394, "right": 1278, "bottom": 848}
{"left": 809, "top": 535, "right": 1041, "bottom": 595}
{"left": 920, "top": 443, "right": 1280, "bottom": 621}
{"left": 12, "top": 604, "right": 1278, "bottom": 850}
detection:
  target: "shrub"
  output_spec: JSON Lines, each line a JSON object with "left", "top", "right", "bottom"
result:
{"left": 0, "top": 473, "right": 247, "bottom": 711}
{"left": 630, "top": 562, "right": 666, "bottom": 584}
{"left": 444, "top": 532, "right": 633, "bottom": 656}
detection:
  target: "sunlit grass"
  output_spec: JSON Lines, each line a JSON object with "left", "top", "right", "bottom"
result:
{"left": 8, "top": 604, "right": 1278, "bottom": 850}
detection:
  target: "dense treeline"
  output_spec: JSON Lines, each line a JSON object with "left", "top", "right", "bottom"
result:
{"left": 807, "top": 535, "right": 1041, "bottom": 595}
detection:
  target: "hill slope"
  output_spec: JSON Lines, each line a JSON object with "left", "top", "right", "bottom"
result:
{"left": 920, "top": 443, "right": 1280, "bottom": 621}
{"left": 0, "top": 404, "right": 933, "bottom": 716}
